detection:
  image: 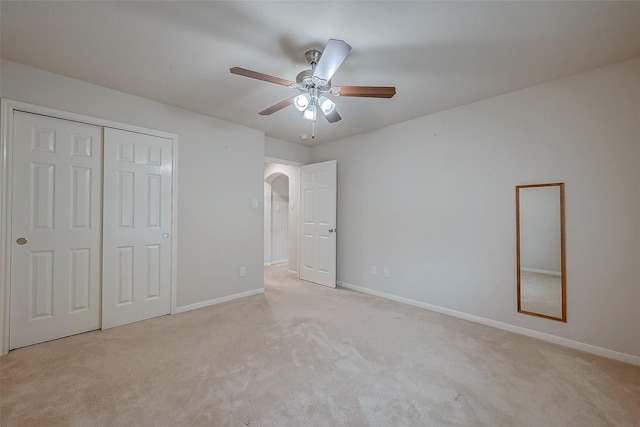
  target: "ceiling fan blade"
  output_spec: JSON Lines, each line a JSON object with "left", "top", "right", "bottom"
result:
{"left": 313, "top": 39, "right": 352, "bottom": 82}
{"left": 323, "top": 109, "right": 342, "bottom": 123}
{"left": 259, "top": 97, "right": 294, "bottom": 115}
{"left": 335, "top": 86, "right": 396, "bottom": 98}
{"left": 230, "top": 67, "right": 294, "bottom": 87}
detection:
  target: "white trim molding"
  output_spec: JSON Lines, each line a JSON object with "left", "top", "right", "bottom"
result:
{"left": 264, "top": 156, "right": 304, "bottom": 167}
{"left": 0, "top": 100, "right": 15, "bottom": 355}
{"left": 174, "top": 288, "right": 264, "bottom": 314}
{"left": 521, "top": 267, "right": 562, "bottom": 276}
{"left": 0, "top": 99, "right": 179, "bottom": 356}
{"left": 337, "top": 280, "right": 640, "bottom": 367}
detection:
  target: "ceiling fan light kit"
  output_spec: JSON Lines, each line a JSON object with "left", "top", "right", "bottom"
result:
{"left": 303, "top": 103, "right": 317, "bottom": 121}
{"left": 230, "top": 39, "right": 396, "bottom": 131}
{"left": 318, "top": 96, "right": 336, "bottom": 115}
{"left": 293, "top": 93, "right": 311, "bottom": 111}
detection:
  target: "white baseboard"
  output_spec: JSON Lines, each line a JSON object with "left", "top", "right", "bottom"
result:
{"left": 264, "top": 259, "right": 289, "bottom": 267}
{"left": 337, "top": 281, "right": 640, "bottom": 366}
{"left": 521, "top": 267, "right": 561, "bottom": 276}
{"left": 174, "top": 288, "right": 264, "bottom": 314}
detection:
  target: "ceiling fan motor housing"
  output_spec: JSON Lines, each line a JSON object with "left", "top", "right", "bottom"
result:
{"left": 296, "top": 50, "right": 331, "bottom": 91}
{"left": 296, "top": 69, "right": 331, "bottom": 91}
{"left": 305, "top": 49, "right": 321, "bottom": 67}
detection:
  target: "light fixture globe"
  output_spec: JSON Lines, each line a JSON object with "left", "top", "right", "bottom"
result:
{"left": 293, "top": 93, "right": 311, "bottom": 111}
{"left": 303, "top": 103, "right": 317, "bottom": 121}
{"left": 318, "top": 96, "right": 336, "bottom": 114}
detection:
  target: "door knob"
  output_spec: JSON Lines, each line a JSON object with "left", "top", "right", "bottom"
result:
{"left": 16, "top": 237, "right": 28, "bottom": 245}
{"left": 328, "top": 228, "right": 335, "bottom": 233}
{"left": 162, "top": 233, "right": 170, "bottom": 239}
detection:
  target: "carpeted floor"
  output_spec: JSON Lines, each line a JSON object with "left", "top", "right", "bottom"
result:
{"left": 520, "top": 270, "right": 563, "bottom": 318}
{"left": 1, "top": 264, "right": 639, "bottom": 426}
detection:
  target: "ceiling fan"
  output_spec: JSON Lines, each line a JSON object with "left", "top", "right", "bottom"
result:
{"left": 230, "top": 39, "right": 396, "bottom": 124}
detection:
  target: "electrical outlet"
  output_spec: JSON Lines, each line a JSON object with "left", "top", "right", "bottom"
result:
{"left": 371, "top": 265, "right": 377, "bottom": 275}
{"left": 240, "top": 266, "right": 246, "bottom": 277}
{"left": 383, "top": 268, "right": 390, "bottom": 278}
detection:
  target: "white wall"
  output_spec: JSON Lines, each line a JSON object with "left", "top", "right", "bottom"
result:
{"left": 265, "top": 136, "right": 311, "bottom": 164}
{"left": 311, "top": 57, "right": 640, "bottom": 359}
{"left": 263, "top": 181, "right": 272, "bottom": 265}
{"left": 520, "top": 186, "right": 562, "bottom": 273}
{"left": 1, "top": 60, "right": 265, "bottom": 310}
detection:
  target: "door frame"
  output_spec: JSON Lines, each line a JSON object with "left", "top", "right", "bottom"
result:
{"left": 0, "top": 99, "right": 179, "bottom": 356}
{"left": 264, "top": 157, "right": 303, "bottom": 276}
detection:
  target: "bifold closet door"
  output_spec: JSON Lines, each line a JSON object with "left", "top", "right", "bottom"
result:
{"left": 10, "top": 112, "right": 102, "bottom": 349}
{"left": 102, "top": 128, "right": 173, "bottom": 329}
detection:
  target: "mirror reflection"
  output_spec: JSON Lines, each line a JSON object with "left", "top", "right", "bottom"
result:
{"left": 516, "top": 183, "right": 566, "bottom": 321}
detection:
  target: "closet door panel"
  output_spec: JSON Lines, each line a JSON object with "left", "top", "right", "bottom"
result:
{"left": 10, "top": 112, "right": 102, "bottom": 349}
{"left": 102, "top": 128, "right": 173, "bottom": 329}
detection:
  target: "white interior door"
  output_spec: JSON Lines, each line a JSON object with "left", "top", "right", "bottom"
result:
{"left": 299, "top": 160, "right": 337, "bottom": 287}
{"left": 10, "top": 112, "right": 102, "bottom": 349}
{"left": 102, "top": 128, "right": 172, "bottom": 329}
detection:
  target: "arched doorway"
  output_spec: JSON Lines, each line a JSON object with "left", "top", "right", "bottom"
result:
{"left": 264, "top": 161, "right": 301, "bottom": 274}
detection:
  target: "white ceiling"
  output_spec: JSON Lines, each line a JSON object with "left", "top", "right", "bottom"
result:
{"left": 2, "top": 1, "right": 640, "bottom": 146}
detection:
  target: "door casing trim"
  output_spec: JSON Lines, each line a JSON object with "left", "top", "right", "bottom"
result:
{"left": 0, "top": 99, "right": 179, "bottom": 355}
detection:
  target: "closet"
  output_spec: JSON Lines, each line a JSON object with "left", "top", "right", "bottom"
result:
{"left": 7, "top": 109, "right": 175, "bottom": 349}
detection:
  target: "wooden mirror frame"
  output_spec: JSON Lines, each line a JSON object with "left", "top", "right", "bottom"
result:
{"left": 516, "top": 183, "right": 566, "bottom": 322}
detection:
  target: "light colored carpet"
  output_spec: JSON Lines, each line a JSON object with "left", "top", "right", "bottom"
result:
{"left": 1, "top": 264, "right": 639, "bottom": 426}
{"left": 520, "top": 270, "right": 563, "bottom": 318}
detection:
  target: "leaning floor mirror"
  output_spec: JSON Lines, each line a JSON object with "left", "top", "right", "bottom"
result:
{"left": 516, "top": 183, "right": 566, "bottom": 321}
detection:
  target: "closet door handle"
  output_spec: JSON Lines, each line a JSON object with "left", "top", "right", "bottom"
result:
{"left": 16, "top": 237, "right": 28, "bottom": 245}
